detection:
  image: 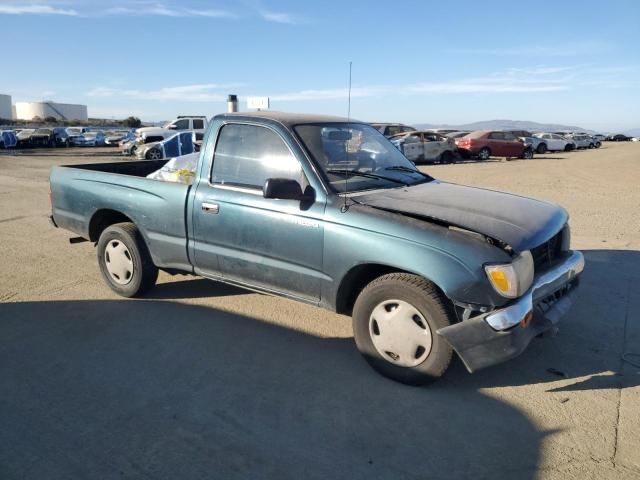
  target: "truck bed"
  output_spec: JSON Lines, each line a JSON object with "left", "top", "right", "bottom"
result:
{"left": 50, "top": 159, "right": 194, "bottom": 272}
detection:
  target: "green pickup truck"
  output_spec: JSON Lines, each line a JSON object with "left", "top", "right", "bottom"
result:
{"left": 49, "top": 111, "right": 584, "bottom": 385}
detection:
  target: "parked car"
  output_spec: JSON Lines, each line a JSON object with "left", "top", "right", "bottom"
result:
{"left": 504, "top": 130, "right": 547, "bottom": 154}
{"left": 73, "top": 131, "right": 106, "bottom": 147}
{"left": 135, "top": 131, "right": 196, "bottom": 160}
{"left": 0, "top": 130, "right": 18, "bottom": 149}
{"left": 389, "top": 131, "right": 458, "bottom": 164}
{"left": 67, "top": 127, "right": 91, "bottom": 145}
{"left": 121, "top": 130, "right": 177, "bottom": 155}
{"left": 50, "top": 111, "right": 584, "bottom": 385}
{"left": 370, "top": 123, "right": 416, "bottom": 138}
{"left": 607, "top": 134, "right": 631, "bottom": 141}
{"left": 569, "top": 134, "right": 597, "bottom": 149}
{"left": 105, "top": 130, "right": 135, "bottom": 146}
{"left": 136, "top": 116, "right": 208, "bottom": 141}
{"left": 455, "top": 130, "right": 534, "bottom": 160}
{"left": 16, "top": 129, "right": 35, "bottom": 147}
{"left": 592, "top": 134, "right": 606, "bottom": 142}
{"left": 30, "top": 128, "right": 59, "bottom": 147}
{"left": 533, "top": 133, "right": 575, "bottom": 152}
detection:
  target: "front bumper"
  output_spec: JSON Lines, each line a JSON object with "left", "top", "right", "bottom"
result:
{"left": 438, "top": 250, "right": 584, "bottom": 373}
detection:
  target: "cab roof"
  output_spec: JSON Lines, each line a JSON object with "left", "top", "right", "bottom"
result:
{"left": 214, "top": 111, "right": 363, "bottom": 127}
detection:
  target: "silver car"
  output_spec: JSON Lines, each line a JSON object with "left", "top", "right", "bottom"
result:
{"left": 389, "top": 131, "right": 458, "bottom": 164}
{"left": 135, "top": 131, "right": 196, "bottom": 160}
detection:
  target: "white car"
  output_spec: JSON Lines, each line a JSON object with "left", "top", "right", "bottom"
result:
{"left": 135, "top": 131, "right": 197, "bottom": 160}
{"left": 136, "top": 116, "right": 208, "bottom": 142}
{"left": 389, "top": 131, "right": 458, "bottom": 164}
{"left": 533, "top": 133, "right": 575, "bottom": 152}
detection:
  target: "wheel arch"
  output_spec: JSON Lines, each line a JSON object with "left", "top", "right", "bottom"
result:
{"left": 334, "top": 263, "right": 449, "bottom": 316}
{"left": 88, "top": 209, "right": 135, "bottom": 242}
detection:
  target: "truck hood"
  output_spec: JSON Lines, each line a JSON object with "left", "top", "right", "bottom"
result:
{"left": 356, "top": 181, "right": 568, "bottom": 252}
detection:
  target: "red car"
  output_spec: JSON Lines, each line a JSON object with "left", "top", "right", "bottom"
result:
{"left": 455, "top": 130, "right": 533, "bottom": 160}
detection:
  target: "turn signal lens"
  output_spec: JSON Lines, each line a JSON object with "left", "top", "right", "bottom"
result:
{"left": 488, "top": 269, "right": 511, "bottom": 293}
{"left": 484, "top": 251, "right": 534, "bottom": 299}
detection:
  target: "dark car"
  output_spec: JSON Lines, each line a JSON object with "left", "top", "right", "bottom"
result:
{"left": 607, "top": 134, "right": 631, "bottom": 141}
{"left": 30, "top": 128, "right": 58, "bottom": 147}
{"left": 52, "top": 127, "right": 70, "bottom": 147}
{"left": 455, "top": 130, "right": 534, "bottom": 160}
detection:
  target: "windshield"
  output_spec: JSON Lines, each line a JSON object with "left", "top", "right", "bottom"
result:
{"left": 295, "top": 123, "right": 432, "bottom": 193}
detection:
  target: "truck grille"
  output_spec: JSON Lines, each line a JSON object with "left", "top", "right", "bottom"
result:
{"left": 531, "top": 230, "right": 563, "bottom": 271}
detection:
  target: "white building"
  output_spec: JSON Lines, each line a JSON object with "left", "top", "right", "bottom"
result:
{"left": 0, "top": 94, "right": 12, "bottom": 120}
{"left": 14, "top": 101, "right": 88, "bottom": 122}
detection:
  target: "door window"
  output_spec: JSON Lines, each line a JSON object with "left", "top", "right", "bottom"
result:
{"left": 173, "top": 119, "right": 190, "bottom": 130}
{"left": 193, "top": 119, "right": 205, "bottom": 129}
{"left": 502, "top": 132, "right": 517, "bottom": 141}
{"left": 488, "top": 132, "right": 504, "bottom": 140}
{"left": 212, "top": 124, "right": 304, "bottom": 189}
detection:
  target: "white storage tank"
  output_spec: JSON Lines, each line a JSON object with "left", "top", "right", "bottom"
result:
{"left": 0, "top": 94, "right": 12, "bottom": 120}
{"left": 14, "top": 101, "right": 88, "bottom": 122}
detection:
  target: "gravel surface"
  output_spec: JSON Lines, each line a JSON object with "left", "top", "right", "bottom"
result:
{"left": 0, "top": 143, "right": 639, "bottom": 479}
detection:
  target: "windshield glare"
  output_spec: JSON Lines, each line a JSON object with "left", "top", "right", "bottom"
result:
{"left": 295, "top": 123, "right": 430, "bottom": 193}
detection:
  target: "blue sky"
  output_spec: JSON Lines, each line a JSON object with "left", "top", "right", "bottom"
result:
{"left": 1, "top": 0, "right": 639, "bottom": 130}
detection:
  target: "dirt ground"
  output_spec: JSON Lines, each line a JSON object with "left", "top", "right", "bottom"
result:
{"left": 0, "top": 143, "right": 639, "bottom": 479}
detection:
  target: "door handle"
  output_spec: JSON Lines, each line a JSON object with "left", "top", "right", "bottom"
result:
{"left": 201, "top": 202, "right": 219, "bottom": 214}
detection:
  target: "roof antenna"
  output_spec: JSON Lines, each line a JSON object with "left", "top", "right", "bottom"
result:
{"left": 341, "top": 61, "right": 352, "bottom": 213}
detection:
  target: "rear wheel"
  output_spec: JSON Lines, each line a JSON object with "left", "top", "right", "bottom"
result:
{"left": 536, "top": 143, "right": 547, "bottom": 154}
{"left": 97, "top": 222, "right": 158, "bottom": 297}
{"left": 441, "top": 151, "right": 454, "bottom": 164}
{"left": 477, "top": 147, "right": 491, "bottom": 161}
{"left": 146, "top": 149, "right": 162, "bottom": 160}
{"left": 352, "top": 273, "right": 454, "bottom": 385}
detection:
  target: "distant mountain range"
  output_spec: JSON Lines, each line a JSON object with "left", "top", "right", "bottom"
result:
{"left": 413, "top": 119, "right": 640, "bottom": 136}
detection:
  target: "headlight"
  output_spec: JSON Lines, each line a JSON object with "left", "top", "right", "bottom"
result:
{"left": 484, "top": 251, "right": 534, "bottom": 298}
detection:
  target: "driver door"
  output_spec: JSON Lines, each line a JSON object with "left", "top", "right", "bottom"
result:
{"left": 191, "top": 123, "right": 325, "bottom": 302}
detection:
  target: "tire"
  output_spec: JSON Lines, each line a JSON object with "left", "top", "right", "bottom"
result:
{"left": 595, "top": 142, "right": 601, "bottom": 148}
{"left": 146, "top": 149, "right": 162, "bottom": 160}
{"left": 521, "top": 148, "right": 534, "bottom": 159}
{"left": 477, "top": 147, "right": 490, "bottom": 161}
{"left": 564, "top": 144, "right": 572, "bottom": 152}
{"left": 352, "top": 273, "right": 454, "bottom": 385}
{"left": 441, "top": 151, "right": 454, "bottom": 164}
{"left": 536, "top": 143, "right": 547, "bottom": 154}
{"left": 97, "top": 222, "right": 158, "bottom": 298}
{"left": 130, "top": 145, "right": 138, "bottom": 155}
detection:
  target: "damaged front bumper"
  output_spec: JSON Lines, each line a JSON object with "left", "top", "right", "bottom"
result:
{"left": 438, "top": 250, "right": 585, "bottom": 373}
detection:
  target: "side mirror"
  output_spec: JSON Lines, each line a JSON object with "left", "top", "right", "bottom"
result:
{"left": 263, "top": 178, "right": 314, "bottom": 202}
{"left": 167, "top": 125, "right": 177, "bottom": 130}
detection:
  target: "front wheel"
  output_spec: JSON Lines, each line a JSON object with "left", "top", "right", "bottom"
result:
{"left": 97, "top": 222, "right": 158, "bottom": 297}
{"left": 536, "top": 143, "right": 547, "bottom": 154}
{"left": 352, "top": 273, "right": 454, "bottom": 385}
{"left": 521, "top": 148, "right": 534, "bottom": 159}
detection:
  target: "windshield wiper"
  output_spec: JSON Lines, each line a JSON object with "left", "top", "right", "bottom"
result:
{"left": 384, "top": 165, "right": 433, "bottom": 180}
{"left": 326, "top": 169, "right": 408, "bottom": 186}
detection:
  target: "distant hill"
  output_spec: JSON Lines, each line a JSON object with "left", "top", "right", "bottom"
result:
{"left": 623, "top": 128, "right": 640, "bottom": 137}
{"left": 413, "top": 119, "right": 597, "bottom": 134}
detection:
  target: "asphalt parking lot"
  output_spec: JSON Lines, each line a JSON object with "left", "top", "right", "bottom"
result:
{"left": 1, "top": 144, "right": 639, "bottom": 479}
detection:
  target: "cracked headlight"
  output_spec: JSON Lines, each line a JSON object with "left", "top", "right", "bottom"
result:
{"left": 485, "top": 251, "right": 534, "bottom": 299}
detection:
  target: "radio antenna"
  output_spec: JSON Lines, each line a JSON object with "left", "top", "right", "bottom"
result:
{"left": 347, "top": 61, "right": 352, "bottom": 120}
{"left": 341, "top": 61, "right": 352, "bottom": 213}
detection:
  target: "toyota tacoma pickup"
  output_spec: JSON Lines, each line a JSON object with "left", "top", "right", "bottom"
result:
{"left": 49, "top": 111, "right": 584, "bottom": 385}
